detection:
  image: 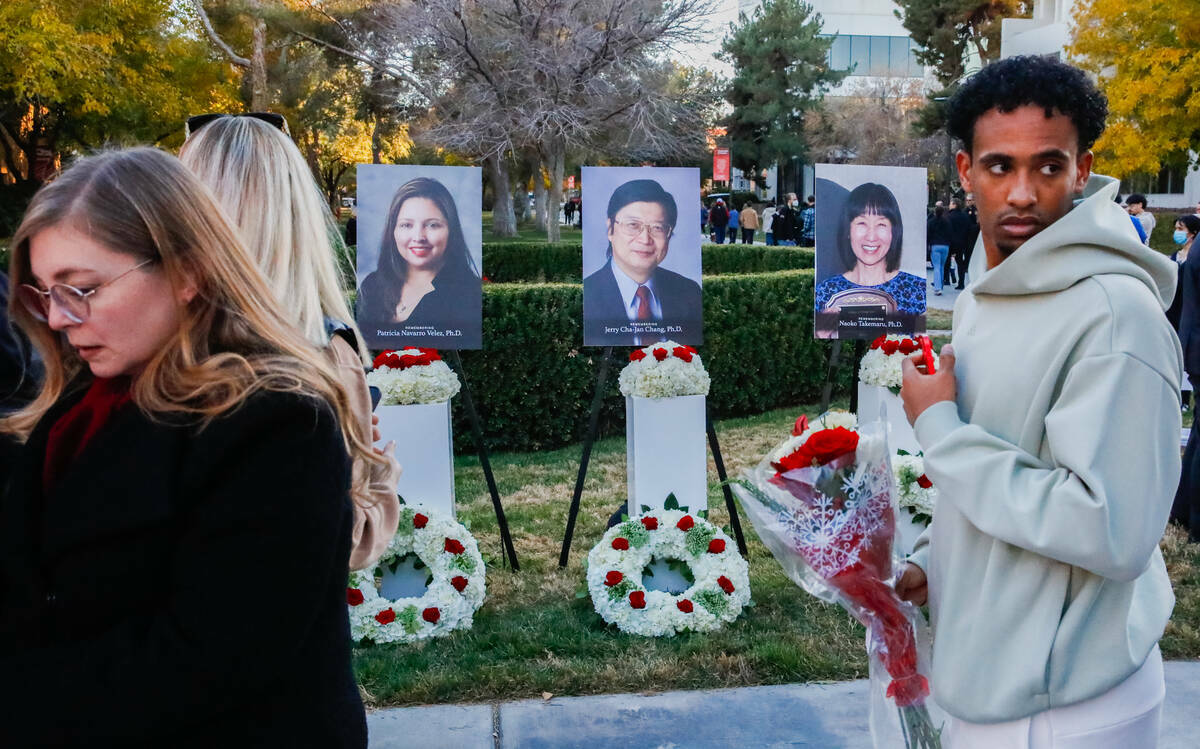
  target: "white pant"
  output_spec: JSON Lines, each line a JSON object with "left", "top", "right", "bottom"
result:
{"left": 945, "top": 646, "right": 1164, "bottom": 748}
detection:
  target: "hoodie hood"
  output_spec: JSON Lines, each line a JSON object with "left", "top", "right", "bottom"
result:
{"left": 967, "top": 175, "right": 1176, "bottom": 309}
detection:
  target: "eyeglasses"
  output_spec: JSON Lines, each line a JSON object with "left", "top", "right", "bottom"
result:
{"left": 612, "top": 219, "right": 672, "bottom": 240}
{"left": 185, "top": 112, "right": 290, "bottom": 138}
{"left": 17, "top": 258, "right": 156, "bottom": 324}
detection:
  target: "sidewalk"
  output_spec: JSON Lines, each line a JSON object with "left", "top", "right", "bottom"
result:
{"left": 368, "top": 660, "right": 1200, "bottom": 748}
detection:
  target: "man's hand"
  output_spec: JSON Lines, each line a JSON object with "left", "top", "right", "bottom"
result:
{"left": 900, "top": 344, "right": 957, "bottom": 426}
{"left": 895, "top": 562, "right": 928, "bottom": 606}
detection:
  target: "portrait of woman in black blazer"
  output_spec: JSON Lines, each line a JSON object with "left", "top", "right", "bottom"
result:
{"left": 356, "top": 176, "right": 482, "bottom": 348}
{"left": 0, "top": 148, "right": 381, "bottom": 747}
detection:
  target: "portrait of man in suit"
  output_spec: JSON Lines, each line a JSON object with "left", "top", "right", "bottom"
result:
{"left": 583, "top": 174, "right": 703, "bottom": 346}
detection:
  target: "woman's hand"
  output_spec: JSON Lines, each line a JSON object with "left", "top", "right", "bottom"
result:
{"left": 371, "top": 413, "right": 381, "bottom": 443}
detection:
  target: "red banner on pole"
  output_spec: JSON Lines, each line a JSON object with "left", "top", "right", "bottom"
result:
{"left": 567, "top": 175, "right": 575, "bottom": 190}
{"left": 713, "top": 148, "right": 731, "bottom": 183}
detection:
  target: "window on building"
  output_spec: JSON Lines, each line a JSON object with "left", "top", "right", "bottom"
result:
{"left": 821, "top": 35, "right": 923, "bottom": 78}
{"left": 1123, "top": 160, "right": 1190, "bottom": 195}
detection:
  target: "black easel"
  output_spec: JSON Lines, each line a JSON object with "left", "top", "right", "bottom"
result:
{"left": 559, "top": 346, "right": 615, "bottom": 567}
{"left": 707, "top": 414, "right": 748, "bottom": 556}
{"left": 446, "top": 350, "right": 520, "bottom": 571}
{"left": 849, "top": 339, "right": 865, "bottom": 413}
{"left": 819, "top": 339, "right": 866, "bottom": 414}
{"left": 558, "top": 347, "right": 749, "bottom": 566}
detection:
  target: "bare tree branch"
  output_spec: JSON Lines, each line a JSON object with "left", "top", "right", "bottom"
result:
{"left": 191, "top": 0, "right": 251, "bottom": 68}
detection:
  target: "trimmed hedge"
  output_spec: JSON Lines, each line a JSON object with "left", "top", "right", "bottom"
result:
{"left": 450, "top": 269, "right": 852, "bottom": 453}
{"left": 481, "top": 241, "right": 813, "bottom": 283}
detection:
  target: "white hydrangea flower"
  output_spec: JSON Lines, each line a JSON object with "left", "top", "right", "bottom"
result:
{"left": 366, "top": 348, "right": 462, "bottom": 405}
{"left": 891, "top": 453, "right": 937, "bottom": 518}
{"left": 859, "top": 336, "right": 938, "bottom": 390}
{"left": 618, "top": 341, "right": 710, "bottom": 398}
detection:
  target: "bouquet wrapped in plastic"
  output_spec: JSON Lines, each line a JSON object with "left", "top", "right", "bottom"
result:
{"left": 732, "top": 411, "right": 940, "bottom": 748}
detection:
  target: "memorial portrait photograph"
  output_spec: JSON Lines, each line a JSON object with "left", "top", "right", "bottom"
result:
{"left": 355, "top": 164, "right": 483, "bottom": 349}
{"left": 582, "top": 166, "right": 703, "bottom": 347}
{"left": 813, "top": 164, "right": 927, "bottom": 339}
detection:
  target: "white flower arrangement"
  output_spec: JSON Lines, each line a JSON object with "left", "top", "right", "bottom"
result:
{"left": 892, "top": 453, "right": 937, "bottom": 523}
{"left": 366, "top": 348, "right": 462, "bottom": 405}
{"left": 767, "top": 409, "right": 859, "bottom": 465}
{"left": 618, "top": 341, "right": 710, "bottom": 399}
{"left": 859, "top": 335, "right": 937, "bottom": 393}
{"left": 347, "top": 505, "right": 485, "bottom": 643}
{"left": 586, "top": 508, "right": 750, "bottom": 637}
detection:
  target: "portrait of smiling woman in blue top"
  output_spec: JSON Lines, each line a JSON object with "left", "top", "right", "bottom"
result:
{"left": 814, "top": 182, "right": 926, "bottom": 318}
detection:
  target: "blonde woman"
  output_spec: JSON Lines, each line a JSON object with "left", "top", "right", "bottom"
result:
{"left": 179, "top": 114, "right": 400, "bottom": 571}
{"left": 0, "top": 148, "right": 377, "bottom": 746}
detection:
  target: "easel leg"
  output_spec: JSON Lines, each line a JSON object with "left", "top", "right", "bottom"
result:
{"left": 849, "top": 339, "right": 865, "bottom": 413}
{"left": 707, "top": 414, "right": 748, "bottom": 557}
{"left": 447, "top": 351, "right": 520, "bottom": 572}
{"left": 559, "top": 346, "right": 615, "bottom": 568}
{"left": 819, "top": 340, "right": 843, "bottom": 413}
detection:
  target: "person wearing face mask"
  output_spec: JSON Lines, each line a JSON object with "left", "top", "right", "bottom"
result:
{"left": 356, "top": 177, "right": 482, "bottom": 348}
{"left": 1172, "top": 213, "right": 1200, "bottom": 540}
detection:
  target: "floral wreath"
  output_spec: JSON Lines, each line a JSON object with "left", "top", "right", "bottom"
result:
{"left": 618, "top": 340, "right": 710, "bottom": 399}
{"left": 347, "top": 505, "right": 485, "bottom": 643}
{"left": 859, "top": 335, "right": 937, "bottom": 394}
{"left": 366, "top": 347, "right": 462, "bottom": 405}
{"left": 586, "top": 497, "right": 750, "bottom": 637}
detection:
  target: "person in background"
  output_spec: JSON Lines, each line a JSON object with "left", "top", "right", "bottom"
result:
{"left": 926, "top": 204, "right": 953, "bottom": 295}
{"left": 1166, "top": 215, "right": 1199, "bottom": 420}
{"left": 761, "top": 202, "right": 777, "bottom": 245}
{"left": 708, "top": 198, "right": 728, "bottom": 244}
{"left": 0, "top": 270, "right": 40, "bottom": 413}
{"left": 799, "top": 195, "right": 815, "bottom": 247}
{"left": 740, "top": 202, "right": 759, "bottom": 244}
{"left": 898, "top": 55, "right": 1178, "bottom": 746}
{"left": 947, "top": 198, "right": 972, "bottom": 289}
{"left": 1176, "top": 213, "right": 1200, "bottom": 540}
{"left": 727, "top": 203, "right": 739, "bottom": 244}
{"left": 0, "top": 147, "right": 376, "bottom": 746}
{"left": 700, "top": 202, "right": 708, "bottom": 235}
{"left": 1127, "top": 194, "right": 1155, "bottom": 246}
{"left": 779, "top": 193, "right": 800, "bottom": 246}
{"left": 180, "top": 114, "right": 401, "bottom": 572}
{"left": 344, "top": 204, "right": 358, "bottom": 247}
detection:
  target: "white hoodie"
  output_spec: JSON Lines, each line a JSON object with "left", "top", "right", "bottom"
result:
{"left": 909, "top": 175, "right": 1181, "bottom": 722}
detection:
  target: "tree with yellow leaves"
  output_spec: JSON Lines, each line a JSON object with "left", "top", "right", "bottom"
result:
{"left": 1069, "top": 0, "right": 1200, "bottom": 178}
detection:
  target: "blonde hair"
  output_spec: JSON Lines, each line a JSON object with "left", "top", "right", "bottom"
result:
{"left": 178, "top": 116, "right": 366, "bottom": 360}
{"left": 2, "top": 147, "right": 382, "bottom": 506}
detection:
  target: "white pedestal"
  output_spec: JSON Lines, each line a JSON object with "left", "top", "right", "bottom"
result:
{"left": 895, "top": 510, "right": 928, "bottom": 558}
{"left": 856, "top": 384, "right": 921, "bottom": 456}
{"left": 376, "top": 402, "right": 456, "bottom": 518}
{"left": 626, "top": 395, "right": 708, "bottom": 515}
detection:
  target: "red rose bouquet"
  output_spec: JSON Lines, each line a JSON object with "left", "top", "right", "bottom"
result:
{"left": 732, "top": 411, "right": 941, "bottom": 748}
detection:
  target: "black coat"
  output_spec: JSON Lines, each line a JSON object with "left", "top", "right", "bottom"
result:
{"left": 1179, "top": 239, "right": 1200, "bottom": 379}
{"left": 357, "top": 268, "right": 482, "bottom": 349}
{"left": 0, "top": 387, "right": 364, "bottom": 748}
{"left": 947, "top": 208, "right": 973, "bottom": 254}
{"left": 583, "top": 259, "right": 703, "bottom": 345}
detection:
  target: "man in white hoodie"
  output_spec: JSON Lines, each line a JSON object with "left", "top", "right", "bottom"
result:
{"left": 896, "top": 56, "right": 1181, "bottom": 747}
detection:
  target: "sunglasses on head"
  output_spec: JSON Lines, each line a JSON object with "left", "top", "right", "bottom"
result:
{"left": 185, "top": 112, "right": 290, "bottom": 138}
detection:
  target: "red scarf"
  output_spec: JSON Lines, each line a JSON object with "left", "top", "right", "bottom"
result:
{"left": 43, "top": 377, "right": 132, "bottom": 493}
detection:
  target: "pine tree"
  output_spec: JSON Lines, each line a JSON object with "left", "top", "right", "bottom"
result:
{"left": 718, "top": 0, "right": 845, "bottom": 179}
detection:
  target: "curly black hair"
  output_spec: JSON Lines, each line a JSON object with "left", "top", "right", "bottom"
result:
{"left": 947, "top": 55, "right": 1108, "bottom": 154}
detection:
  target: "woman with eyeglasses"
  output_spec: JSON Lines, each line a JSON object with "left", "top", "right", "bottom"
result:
{"left": 0, "top": 148, "right": 376, "bottom": 747}
{"left": 582, "top": 178, "right": 702, "bottom": 346}
{"left": 355, "top": 176, "right": 482, "bottom": 348}
{"left": 180, "top": 113, "right": 401, "bottom": 572}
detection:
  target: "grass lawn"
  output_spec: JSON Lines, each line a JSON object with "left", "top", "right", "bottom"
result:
{"left": 353, "top": 401, "right": 1200, "bottom": 707}
{"left": 925, "top": 308, "right": 953, "bottom": 332}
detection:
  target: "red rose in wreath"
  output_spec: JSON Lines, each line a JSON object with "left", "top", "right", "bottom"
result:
{"left": 612, "top": 537, "right": 630, "bottom": 551}
{"left": 347, "top": 588, "right": 364, "bottom": 606}
{"left": 628, "top": 591, "right": 646, "bottom": 609}
{"left": 708, "top": 539, "right": 726, "bottom": 554}
{"left": 652, "top": 347, "right": 669, "bottom": 361}
{"left": 450, "top": 576, "right": 469, "bottom": 592}
{"left": 375, "top": 608, "right": 396, "bottom": 625}
{"left": 444, "top": 538, "right": 465, "bottom": 555}
{"left": 605, "top": 571, "right": 624, "bottom": 587}
{"left": 422, "top": 607, "right": 441, "bottom": 624}
{"left": 917, "top": 474, "right": 933, "bottom": 489}
{"left": 672, "top": 346, "right": 693, "bottom": 362}
{"left": 677, "top": 599, "right": 693, "bottom": 613}
{"left": 640, "top": 517, "right": 658, "bottom": 530}
{"left": 676, "top": 515, "right": 695, "bottom": 531}
{"left": 413, "top": 513, "right": 429, "bottom": 529}
{"left": 630, "top": 349, "right": 647, "bottom": 362}
{"left": 717, "top": 576, "right": 735, "bottom": 594}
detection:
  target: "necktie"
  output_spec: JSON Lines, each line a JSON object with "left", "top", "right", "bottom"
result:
{"left": 635, "top": 285, "right": 652, "bottom": 321}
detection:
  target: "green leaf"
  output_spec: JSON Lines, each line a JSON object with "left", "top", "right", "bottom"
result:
{"left": 640, "top": 504, "right": 653, "bottom": 514}
{"left": 664, "top": 494, "right": 680, "bottom": 511}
